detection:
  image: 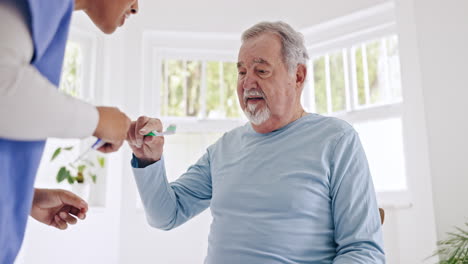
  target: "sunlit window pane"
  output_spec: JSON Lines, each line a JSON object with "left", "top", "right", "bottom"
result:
{"left": 186, "top": 61, "right": 202, "bottom": 117}
{"left": 355, "top": 46, "right": 366, "bottom": 105}
{"left": 206, "top": 61, "right": 222, "bottom": 118}
{"left": 354, "top": 118, "right": 407, "bottom": 191}
{"left": 223, "top": 62, "right": 241, "bottom": 118}
{"left": 161, "top": 60, "right": 168, "bottom": 116}
{"left": 366, "top": 40, "right": 384, "bottom": 104}
{"left": 60, "top": 41, "right": 82, "bottom": 98}
{"left": 313, "top": 57, "right": 327, "bottom": 114}
{"left": 330, "top": 51, "right": 346, "bottom": 112}
{"left": 167, "top": 60, "right": 185, "bottom": 116}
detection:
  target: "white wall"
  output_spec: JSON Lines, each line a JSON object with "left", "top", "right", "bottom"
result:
{"left": 411, "top": 0, "right": 468, "bottom": 240}
{"left": 134, "top": 0, "right": 387, "bottom": 33}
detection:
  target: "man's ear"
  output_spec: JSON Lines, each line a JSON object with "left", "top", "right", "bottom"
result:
{"left": 295, "top": 64, "right": 307, "bottom": 89}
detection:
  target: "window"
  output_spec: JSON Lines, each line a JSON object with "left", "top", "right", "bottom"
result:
{"left": 311, "top": 35, "right": 401, "bottom": 114}
{"left": 59, "top": 42, "right": 83, "bottom": 98}
{"left": 137, "top": 33, "right": 243, "bottom": 208}
{"left": 36, "top": 41, "right": 86, "bottom": 189}
{"left": 307, "top": 35, "right": 406, "bottom": 193}
{"left": 35, "top": 32, "right": 104, "bottom": 206}
{"left": 160, "top": 60, "right": 242, "bottom": 119}
{"left": 301, "top": 3, "right": 409, "bottom": 198}
{"left": 155, "top": 57, "right": 245, "bottom": 195}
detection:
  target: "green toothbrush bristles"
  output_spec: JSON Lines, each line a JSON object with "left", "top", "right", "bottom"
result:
{"left": 166, "top": 124, "right": 176, "bottom": 132}
{"left": 145, "top": 124, "right": 176, "bottom": 136}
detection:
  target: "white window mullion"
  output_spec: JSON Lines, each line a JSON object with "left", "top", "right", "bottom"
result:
{"left": 200, "top": 61, "right": 207, "bottom": 118}
{"left": 362, "top": 44, "right": 371, "bottom": 105}
{"left": 350, "top": 47, "right": 359, "bottom": 110}
{"left": 163, "top": 59, "right": 169, "bottom": 116}
{"left": 325, "top": 54, "right": 332, "bottom": 114}
{"left": 182, "top": 60, "right": 187, "bottom": 115}
{"left": 219, "top": 62, "right": 225, "bottom": 116}
{"left": 342, "top": 49, "right": 351, "bottom": 111}
{"left": 381, "top": 38, "right": 391, "bottom": 103}
{"left": 308, "top": 59, "right": 316, "bottom": 113}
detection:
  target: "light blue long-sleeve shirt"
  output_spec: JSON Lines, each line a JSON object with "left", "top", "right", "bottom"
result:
{"left": 132, "top": 114, "right": 385, "bottom": 263}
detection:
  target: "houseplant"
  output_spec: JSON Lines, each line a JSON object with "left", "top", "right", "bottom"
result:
{"left": 50, "top": 145, "right": 105, "bottom": 199}
{"left": 432, "top": 222, "right": 468, "bottom": 264}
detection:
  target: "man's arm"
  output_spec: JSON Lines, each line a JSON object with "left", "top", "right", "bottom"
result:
{"left": 129, "top": 116, "right": 212, "bottom": 230}
{"left": 330, "top": 129, "right": 386, "bottom": 263}
{"left": 132, "top": 153, "right": 212, "bottom": 230}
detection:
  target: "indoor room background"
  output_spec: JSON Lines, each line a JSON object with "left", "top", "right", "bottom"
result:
{"left": 15, "top": 0, "right": 468, "bottom": 263}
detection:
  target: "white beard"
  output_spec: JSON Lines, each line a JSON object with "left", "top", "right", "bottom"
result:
{"left": 244, "top": 101, "right": 271, "bottom": 125}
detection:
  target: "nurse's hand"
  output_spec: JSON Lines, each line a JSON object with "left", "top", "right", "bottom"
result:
{"left": 30, "top": 188, "right": 88, "bottom": 230}
{"left": 93, "top": 106, "right": 131, "bottom": 153}
{"left": 127, "top": 116, "right": 164, "bottom": 167}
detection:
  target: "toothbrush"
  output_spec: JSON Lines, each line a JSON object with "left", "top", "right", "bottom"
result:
{"left": 145, "top": 124, "right": 177, "bottom": 136}
{"left": 73, "top": 124, "right": 177, "bottom": 164}
{"left": 72, "top": 138, "right": 106, "bottom": 165}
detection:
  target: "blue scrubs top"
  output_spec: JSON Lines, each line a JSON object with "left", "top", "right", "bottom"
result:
{"left": 0, "top": 0, "right": 73, "bottom": 262}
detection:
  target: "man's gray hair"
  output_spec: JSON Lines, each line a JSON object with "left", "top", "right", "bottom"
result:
{"left": 241, "top": 21, "right": 309, "bottom": 73}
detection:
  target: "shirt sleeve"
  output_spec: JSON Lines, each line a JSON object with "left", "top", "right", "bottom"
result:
{"left": 132, "top": 153, "right": 212, "bottom": 230}
{"left": 330, "top": 129, "right": 386, "bottom": 263}
{"left": 0, "top": 1, "right": 98, "bottom": 140}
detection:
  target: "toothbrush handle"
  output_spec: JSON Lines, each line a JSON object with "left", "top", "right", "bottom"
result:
{"left": 92, "top": 138, "right": 106, "bottom": 149}
{"left": 146, "top": 130, "right": 175, "bottom": 137}
{"left": 72, "top": 138, "right": 106, "bottom": 164}
{"left": 146, "top": 131, "right": 162, "bottom": 137}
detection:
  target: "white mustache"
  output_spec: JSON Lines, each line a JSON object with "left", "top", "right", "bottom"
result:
{"left": 243, "top": 89, "right": 266, "bottom": 102}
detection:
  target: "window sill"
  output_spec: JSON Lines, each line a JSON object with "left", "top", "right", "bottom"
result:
{"left": 377, "top": 190, "right": 413, "bottom": 209}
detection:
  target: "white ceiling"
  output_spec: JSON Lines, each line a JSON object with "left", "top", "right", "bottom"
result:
{"left": 128, "top": 0, "right": 389, "bottom": 33}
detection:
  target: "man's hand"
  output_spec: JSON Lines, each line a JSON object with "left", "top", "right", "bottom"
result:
{"left": 127, "top": 116, "right": 165, "bottom": 167}
{"left": 93, "top": 106, "right": 131, "bottom": 153}
{"left": 30, "top": 188, "right": 88, "bottom": 230}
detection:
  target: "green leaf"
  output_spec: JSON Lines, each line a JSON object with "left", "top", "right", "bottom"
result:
{"left": 98, "top": 156, "right": 105, "bottom": 168}
{"left": 56, "top": 166, "right": 68, "bottom": 183}
{"left": 67, "top": 174, "right": 75, "bottom": 184}
{"left": 91, "top": 174, "right": 97, "bottom": 183}
{"left": 77, "top": 165, "right": 86, "bottom": 173}
{"left": 431, "top": 221, "right": 468, "bottom": 263}
{"left": 51, "top": 147, "right": 62, "bottom": 161}
{"left": 63, "top": 146, "right": 74, "bottom": 151}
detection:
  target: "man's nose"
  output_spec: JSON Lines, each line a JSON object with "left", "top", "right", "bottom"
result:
{"left": 242, "top": 73, "right": 257, "bottom": 90}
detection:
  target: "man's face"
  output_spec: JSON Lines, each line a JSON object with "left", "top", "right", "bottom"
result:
{"left": 84, "top": 0, "right": 139, "bottom": 34}
{"left": 237, "top": 32, "right": 302, "bottom": 133}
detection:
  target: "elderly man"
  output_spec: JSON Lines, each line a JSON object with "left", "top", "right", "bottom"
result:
{"left": 128, "top": 21, "right": 385, "bottom": 263}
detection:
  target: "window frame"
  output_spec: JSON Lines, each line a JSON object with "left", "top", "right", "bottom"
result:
{"left": 35, "top": 26, "right": 104, "bottom": 204}
{"left": 155, "top": 49, "right": 247, "bottom": 133}
{"left": 142, "top": 32, "right": 246, "bottom": 134}
{"left": 66, "top": 25, "right": 98, "bottom": 103}
{"left": 302, "top": 2, "right": 411, "bottom": 207}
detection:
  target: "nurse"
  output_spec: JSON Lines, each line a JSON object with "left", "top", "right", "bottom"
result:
{"left": 0, "top": 0, "right": 139, "bottom": 263}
